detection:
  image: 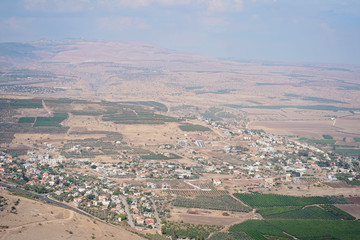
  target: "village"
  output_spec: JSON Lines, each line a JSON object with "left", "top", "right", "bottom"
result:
{"left": 1, "top": 115, "right": 359, "bottom": 233}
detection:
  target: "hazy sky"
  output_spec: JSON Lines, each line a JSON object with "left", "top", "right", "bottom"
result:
{"left": 1, "top": 0, "right": 360, "bottom": 64}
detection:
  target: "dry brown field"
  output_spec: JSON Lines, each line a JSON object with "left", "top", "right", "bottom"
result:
{"left": 267, "top": 184, "right": 360, "bottom": 197}
{"left": 346, "top": 197, "right": 360, "bottom": 204}
{"left": 248, "top": 119, "right": 353, "bottom": 138}
{"left": 169, "top": 207, "right": 254, "bottom": 226}
{"left": 335, "top": 204, "right": 360, "bottom": 219}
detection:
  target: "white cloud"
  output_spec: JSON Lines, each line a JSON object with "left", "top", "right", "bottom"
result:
{"left": 98, "top": 0, "right": 152, "bottom": 9}
{"left": 200, "top": 0, "right": 243, "bottom": 12}
{"left": 0, "top": 17, "right": 35, "bottom": 31}
{"left": 22, "top": 0, "right": 244, "bottom": 12}
{"left": 97, "top": 17, "right": 148, "bottom": 31}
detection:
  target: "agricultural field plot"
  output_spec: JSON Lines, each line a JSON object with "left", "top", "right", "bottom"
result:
{"left": 179, "top": 214, "right": 245, "bottom": 226}
{"left": 335, "top": 204, "right": 360, "bottom": 219}
{"left": 103, "top": 108, "right": 180, "bottom": 124}
{"left": 0, "top": 98, "right": 43, "bottom": 109}
{"left": 248, "top": 119, "right": 355, "bottom": 139}
{"left": 45, "top": 98, "right": 176, "bottom": 125}
{"left": 299, "top": 137, "right": 337, "bottom": 145}
{"left": 335, "top": 148, "right": 360, "bottom": 155}
{"left": 166, "top": 190, "right": 229, "bottom": 197}
{"left": 229, "top": 219, "right": 360, "bottom": 240}
{"left": 173, "top": 195, "right": 252, "bottom": 212}
{"left": 208, "top": 232, "right": 252, "bottom": 240}
{"left": 335, "top": 116, "right": 360, "bottom": 135}
{"left": 61, "top": 132, "right": 124, "bottom": 158}
{"left": 346, "top": 196, "right": 360, "bottom": 204}
{"left": 141, "top": 153, "right": 181, "bottom": 160}
{"left": 161, "top": 221, "right": 223, "bottom": 239}
{"left": 119, "top": 101, "right": 168, "bottom": 112}
{"left": 233, "top": 193, "right": 337, "bottom": 208}
{"left": 33, "top": 113, "right": 68, "bottom": 127}
{"left": 179, "top": 124, "right": 211, "bottom": 131}
{"left": 258, "top": 205, "right": 354, "bottom": 220}
{"left": 18, "top": 117, "right": 35, "bottom": 123}
{"left": 169, "top": 207, "right": 255, "bottom": 226}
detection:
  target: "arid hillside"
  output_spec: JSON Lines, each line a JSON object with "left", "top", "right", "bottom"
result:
{"left": 0, "top": 189, "right": 143, "bottom": 240}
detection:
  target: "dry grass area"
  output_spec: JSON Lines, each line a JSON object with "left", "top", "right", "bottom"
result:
{"left": 248, "top": 120, "right": 340, "bottom": 138}
{"left": 0, "top": 190, "right": 143, "bottom": 240}
{"left": 169, "top": 207, "right": 255, "bottom": 226}
{"left": 334, "top": 116, "right": 360, "bottom": 135}
{"left": 267, "top": 184, "right": 360, "bottom": 197}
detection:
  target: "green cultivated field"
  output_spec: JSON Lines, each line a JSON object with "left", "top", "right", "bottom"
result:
{"left": 161, "top": 222, "right": 222, "bottom": 239}
{"left": 103, "top": 110, "right": 179, "bottom": 124}
{"left": 34, "top": 112, "right": 68, "bottom": 127}
{"left": 141, "top": 153, "right": 181, "bottom": 160}
{"left": 229, "top": 220, "right": 287, "bottom": 239}
{"left": 321, "top": 205, "right": 356, "bottom": 220}
{"left": 335, "top": 148, "right": 360, "bottom": 155}
{"left": 208, "top": 232, "right": 252, "bottom": 240}
{"left": 229, "top": 220, "right": 360, "bottom": 240}
{"left": 185, "top": 86, "right": 203, "bottom": 90}
{"left": 18, "top": 117, "right": 35, "bottom": 123}
{"left": 179, "top": 124, "right": 211, "bottom": 131}
{"left": 120, "top": 101, "right": 168, "bottom": 112}
{"left": 233, "top": 193, "right": 332, "bottom": 208}
{"left": 0, "top": 98, "right": 42, "bottom": 109}
{"left": 258, "top": 206, "right": 339, "bottom": 220}
{"left": 174, "top": 195, "right": 251, "bottom": 212}
{"left": 230, "top": 193, "right": 357, "bottom": 239}
{"left": 322, "top": 134, "right": 333, "bottom": 139}
{"left": 299, "top": 137, "right": 336, "bottom": 145}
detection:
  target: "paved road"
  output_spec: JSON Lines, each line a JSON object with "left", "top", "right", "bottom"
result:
{"left": 120, "top": 195, "right": 135, "bottom": 228}
{"left": 0, "top": 182, "right": 98, "bottom": 221}
{"left": 150, "top": 198, "right": 161, "bottom": 233}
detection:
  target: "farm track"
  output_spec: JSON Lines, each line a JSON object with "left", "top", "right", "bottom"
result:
{"left": 42, "top": 100, "right": 52, "bottom": 117}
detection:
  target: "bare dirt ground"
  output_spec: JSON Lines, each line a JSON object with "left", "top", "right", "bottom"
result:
{"left": 169, "top": 207, "right": 255, "bottom": 226}
{"left": 346, "top": 197, "right": 360, "bottom": 204}
{"left": 0, "top": 190, "right": 143, "bottom": 240}
{"left": 335, "top": 204, "right": 360, "bottom": 219}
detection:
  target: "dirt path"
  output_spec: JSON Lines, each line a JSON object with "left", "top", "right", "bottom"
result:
{"left": 42, "top": 100, "right": 53, "bottom": 117}
{"left": 62, "top": 112, "right": 72, "bottom": 135}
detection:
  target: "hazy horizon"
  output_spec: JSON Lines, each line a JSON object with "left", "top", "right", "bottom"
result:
{"left": 1, "top": 0, "right": 360, "bottom": 65}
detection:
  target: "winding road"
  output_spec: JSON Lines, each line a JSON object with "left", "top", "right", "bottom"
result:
{"left": 0, "top": 182, "right": 98, "bottom": 221}
{"left": 120, "top": 195, "right": 135, "bottom": 228}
